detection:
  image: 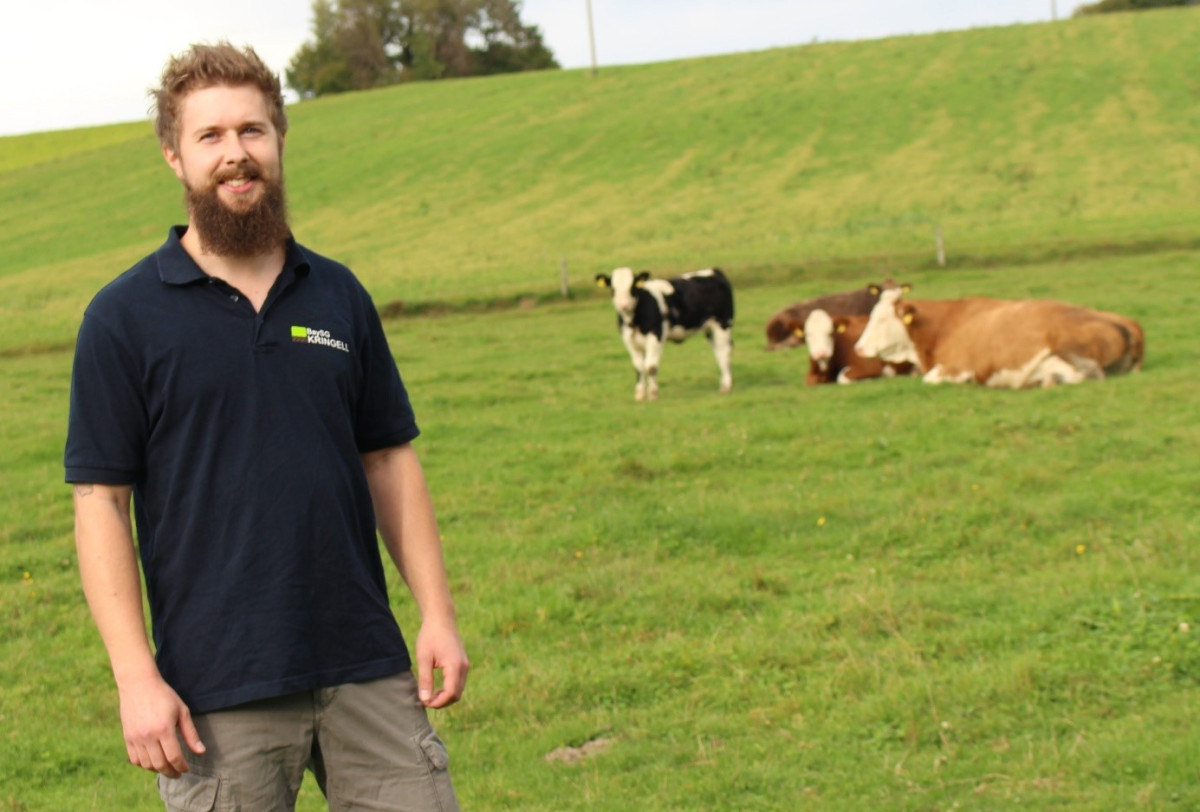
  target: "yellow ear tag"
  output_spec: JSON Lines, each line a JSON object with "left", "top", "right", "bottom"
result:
{"left": 793, "top": 328, "right": 804, "bottom": 338}
{"left": 596, "top": 279, "right": 607, "bottom": 288}
{"left": 836, "top": 323, "right": 847, "bottom": 334}
{"left": 868, "top": 286, "right": 880, "bottom": 295}
{"left": 902, "top": 284, "right": 912, "bottom": 293}
{"left": 902, "top": 313, "right": 914, "bottom": 325}
{"left": 635, "top": 280, "right": 645, "bottom": 289}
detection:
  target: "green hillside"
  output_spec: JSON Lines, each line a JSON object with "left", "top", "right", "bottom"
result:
{"left": 1, "top": 8, "right": 1198, "bottom": 353}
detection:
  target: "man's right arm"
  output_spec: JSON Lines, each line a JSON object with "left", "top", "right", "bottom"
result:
{"left": 73, "top": 483, "right": 205, "bottom": 778}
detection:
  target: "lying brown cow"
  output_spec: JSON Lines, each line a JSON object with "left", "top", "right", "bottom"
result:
{"left": 854, "top": 289, "right": 1145, "bottom": 388}
{"left": 799, "top": 309, "right": 916, "bottom": 385}
{"left": 764, "top": 281, "right": 908, "bottom": 350}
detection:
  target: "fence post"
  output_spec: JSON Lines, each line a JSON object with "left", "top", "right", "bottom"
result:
{"left": 936, "top": 227, "right": 946, "bottom": 268}
{"left": 560, "top": 257, "right": 570, "bottom": 298}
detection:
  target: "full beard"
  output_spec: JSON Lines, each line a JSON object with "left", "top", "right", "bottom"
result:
{"left": 186, "top": 163, "right": 291, "bottom": 258}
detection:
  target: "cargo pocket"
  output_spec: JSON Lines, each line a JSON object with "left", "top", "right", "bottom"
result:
{"left": 415, "top": 728, "right": 459, "bottom": 812}
{"left": 157, "top": 771, "right": 221, "bottom": 812}
{"left": 417, "top": 729, "right": 450, "bottom": 772}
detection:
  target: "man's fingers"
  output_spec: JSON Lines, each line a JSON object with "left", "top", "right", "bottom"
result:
{"left": 178, "top": 708, "right": 207, "bottom": 755}
{"left": 425, "top": 660, "right": 467, "bottom": 709}
{"left": 134, "top": 740, "right": 180, "bottom": 778}
{"left": 442, "top": 660, "right": 467, "bottom": 701}
{"left": 417, "top": 662, "right": 435, "bottom": 705}
{"left": 129, "top": 742, "right": 149, "bottom": 770}
{"left": 161, "top": 735, "right": 190, "bottom": 777}
{"left": 127, "top": 732, "right": 190, "bottom": 777}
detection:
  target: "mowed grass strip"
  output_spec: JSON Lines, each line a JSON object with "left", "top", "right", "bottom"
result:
{"left": 3, "top": 251, "right": 1196, "bottom": 810}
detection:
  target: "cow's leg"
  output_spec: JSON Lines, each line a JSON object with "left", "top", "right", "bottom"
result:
{"left": 1033, "top": 354, "right": 1091, "bottom": 388}
{"left": 621, "top": 327, "right": 647, "bottom": 400}
{"left": 643, "top": 334, "right": 663, "bottom": 401}
{"left": 709, "top": 324, "right": 733, "bottom": 393}
{"left": 924, "top": 364, "right": 974, "bottom": 385}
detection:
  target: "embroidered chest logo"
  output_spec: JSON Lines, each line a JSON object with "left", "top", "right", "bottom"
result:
{"left": 291, "top": 325, "right": 350, "bottom": 353}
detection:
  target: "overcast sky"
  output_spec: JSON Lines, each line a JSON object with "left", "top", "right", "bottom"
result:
{"left": 1, "top": 1, "right": 1089, "bottom": 138}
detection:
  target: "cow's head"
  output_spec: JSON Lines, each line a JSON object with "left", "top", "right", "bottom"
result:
{"left": 802, "top": 309, "right": 835, "bottom": 371}
{"left": 765, "top": 313, "right": 795, "bottom": 350}
{"left": 854, "top": 288, "right": 920, "bottom": 365}
{"left": 596, "top": 267, "right": 650, "bottom": 321}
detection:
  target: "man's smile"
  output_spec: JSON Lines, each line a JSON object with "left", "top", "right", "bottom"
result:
{"left": 220, "top": 176, "right": 256, "bottom": 193}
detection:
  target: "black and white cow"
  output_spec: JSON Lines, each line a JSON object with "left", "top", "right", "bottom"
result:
{"left": 595, "top": 267, "right": 734, "bottom": 401}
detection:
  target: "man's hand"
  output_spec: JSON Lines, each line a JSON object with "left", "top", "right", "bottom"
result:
{"left": 117, "top": 674, "right": 206, "bottom": 778}
{"left": 415, "top": 620, "right": 469, "bottom": 709}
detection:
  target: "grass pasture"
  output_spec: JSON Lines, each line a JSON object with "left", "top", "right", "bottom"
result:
{"left": 3, "top": 251, "right": 1198, "bottom": 810}
{"left": 2, "top": 7, "right": 1199, "bottom": 810}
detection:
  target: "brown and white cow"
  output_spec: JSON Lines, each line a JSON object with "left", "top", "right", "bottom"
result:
{"left": 799, "top": 309, "right": 916, "bottom": 385}
{"left": 764, "top": 280, "right": 908, "bottom": 350}
{"left": 854, "top": 289, "right": 1144, "bottom": 388}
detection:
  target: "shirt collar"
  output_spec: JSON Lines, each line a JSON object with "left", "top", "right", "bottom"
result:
{"left": 156, "top": 225, "right": 311, "bottom": 285}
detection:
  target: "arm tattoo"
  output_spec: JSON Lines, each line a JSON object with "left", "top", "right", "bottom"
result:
{"left": 73, "top": 484, "right": 95, "bottom": 498}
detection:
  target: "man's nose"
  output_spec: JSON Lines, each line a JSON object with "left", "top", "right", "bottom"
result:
{"left": 223, "top": 134, "right": 250, "bottom": 163}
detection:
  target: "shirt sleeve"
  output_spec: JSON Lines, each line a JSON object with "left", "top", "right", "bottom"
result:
{"left": 353, "top": 293, "right": 420, "bottom": 453}
{"left": 64, "top": 312, "right": 148, "bottom": 484}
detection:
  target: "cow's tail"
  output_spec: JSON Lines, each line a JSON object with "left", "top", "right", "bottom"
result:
{"left": 1104, "top": 318, "right": 1144, "bottom": 375}
{"left": 1125, "top": 320, "right": 1145, "bottom": 372}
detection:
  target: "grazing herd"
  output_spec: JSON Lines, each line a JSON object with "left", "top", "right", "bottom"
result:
{"left": 598, "top": 267, "right": 1144, "bottom": 399}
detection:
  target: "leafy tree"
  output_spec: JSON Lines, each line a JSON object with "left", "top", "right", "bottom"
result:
{"left": 287, "top": 0, "right": 558, "bottom": 98}
{"left": 286, "top": 0, "right": 357, "bottom": 99}
{"left": 1074, "top": 0, "right": 1196, "bottom": 16}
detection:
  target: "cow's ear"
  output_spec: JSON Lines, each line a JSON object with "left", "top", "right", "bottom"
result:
{"left": 867, "top": 284, "right": 881, "bottom": 295}
{"left": 634, "top": 271, "right": 651, "bottom": 288}
{"left": 595, "top": 274, "right": 611, "bottom": 288}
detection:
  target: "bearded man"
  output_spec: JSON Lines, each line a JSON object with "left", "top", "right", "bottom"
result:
{"left": 64, "top": 42, "right": 468, "bottom": 811}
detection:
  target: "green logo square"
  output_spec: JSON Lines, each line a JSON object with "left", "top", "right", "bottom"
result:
{"left": 291, "top": 326, "right": 308, "bottom": 339}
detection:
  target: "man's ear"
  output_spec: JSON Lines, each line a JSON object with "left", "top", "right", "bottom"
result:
{"left": 161, "top": 143, "right": 185, "bottom": 182}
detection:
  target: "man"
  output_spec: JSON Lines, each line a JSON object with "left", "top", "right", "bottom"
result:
{"left": 64, "top": 42, "right": 468, "bottom": 810}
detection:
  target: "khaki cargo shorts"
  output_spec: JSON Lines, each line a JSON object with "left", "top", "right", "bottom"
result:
{"left": 157, "top": 671, "right": 458, "bottom": 811}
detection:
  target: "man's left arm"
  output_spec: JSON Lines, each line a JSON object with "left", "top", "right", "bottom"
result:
{"left": 362, "top": 443, "right": 469, "bottom": 708}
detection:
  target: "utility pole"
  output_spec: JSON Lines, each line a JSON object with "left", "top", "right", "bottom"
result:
{"left": 586, "top": 0, "right": 598, "bottom": 77}
{"left": 1051, "top": 0, "right": 1058, "bottom": 21}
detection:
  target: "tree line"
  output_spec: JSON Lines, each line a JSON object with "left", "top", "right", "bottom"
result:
{"left": 1074, "top": 0, "right": 1197, "bottom": 15}
{"left": 287, "top": 0, "right": 558, "bottom": 98}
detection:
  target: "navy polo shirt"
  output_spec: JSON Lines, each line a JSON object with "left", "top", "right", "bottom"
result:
{"left": 65, "top": 227, "right": 419, "bottom": 713}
